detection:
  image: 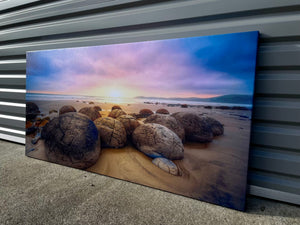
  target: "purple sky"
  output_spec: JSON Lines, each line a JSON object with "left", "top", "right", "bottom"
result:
{"left": 26, "top": 31, "right": 258, "bottom": 98}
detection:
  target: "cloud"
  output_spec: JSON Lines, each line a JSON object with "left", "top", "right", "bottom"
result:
{"left": 26, "top": 31, "right": 258, "bottom": 97}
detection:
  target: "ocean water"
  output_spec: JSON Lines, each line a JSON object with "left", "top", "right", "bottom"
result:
{"left": 26, "top": 93, "right": 252, "bottom": 109}
{"left": 26, "top": 93, "right": 135, "bottom": 104}
{"left": 137, "top": 97, "right": 252, "bottom": 109}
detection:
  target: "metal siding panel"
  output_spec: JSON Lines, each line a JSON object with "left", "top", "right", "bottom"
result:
{"left": 1, "top": 15, "right": 300, "bottom": 57}
{"left": 258, "top": 44, "right": 300, "bottom": 67}
{"left": 255, "top": 72, "right": 300, "bottom": 95}
{"left": 0, "top": 92, "right": 25, "bottom": 103}
{"left": 249, "top": 147, "right": 300, "bottom": 176}
{"left": 0, "top": 104, "right": 25, "bottom": 117}
{"left": 252, "top": 124, "right": 300, "bottom": 150}
{"left": 0, "top": 78, "right": 26, "bottom": 88}
{"left": 0, "top": 133, "right": 25, "bottom": 144}
{"left": 0, "top": 129, "right": 25, "bottom": 138}
{"left": 248, "top": 185, "right": 300, "bottom": 205}
{"left": 253, "top": 98, "right": 300, "bottom": 123}
{"left": 0, "top": 60, "right": 26, "bottom": 71}
{"left": 0, "top": 118, "right": 24, "bottom": 130}
{"left": 248, "top": 171, "right": 300, "bottom": 195}
{"left": 0, "top": 0, "right": 39, "bottom": 11}
{"left": 0, "top": 0, "right": 141, "bottom": 27}
{"left": 1, "top": 1, "right": 300, "bottom": 42}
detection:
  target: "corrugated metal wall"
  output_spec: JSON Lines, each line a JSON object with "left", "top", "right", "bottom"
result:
{"left": 0, "top": 0, "right": 299, "bottom": 205}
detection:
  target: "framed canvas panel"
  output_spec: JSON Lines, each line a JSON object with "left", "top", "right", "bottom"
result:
{"left": 25, "top": 31, "right": 259, "bottom": 211}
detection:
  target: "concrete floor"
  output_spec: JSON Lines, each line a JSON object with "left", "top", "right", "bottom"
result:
{"left": 0, "top": 140, "right": 299, "bottom": 225}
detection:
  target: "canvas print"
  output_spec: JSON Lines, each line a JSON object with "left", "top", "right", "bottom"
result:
{"left": 25, "top": 31, "right": 259, "bottom": 211}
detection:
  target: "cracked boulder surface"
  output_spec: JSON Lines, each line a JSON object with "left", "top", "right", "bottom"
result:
{"left": 94, "top": 117, "right": 127, "bottom": 148}
{"left": 108, "top": 109, "right": 127, "bottom": 119}
{"left": 59, "top": 105, "right": 76, "bottom": 115}
{"left": 144, "top": 114, "right": 185, "bottom": 142}
{"left": 152, "top": 157, "right": 179, "bottom": 176}
{"left": 41, "top": 112, "right": 100, "bottom": 169}
{"left": 79, "top": 107, "right": 102, "bottom": 121}
{"left": 172, "top": 112, "right": 214, "bottom": 143}
{"left": 116, "top": 115, "right": 140, "bottom": 137}
{"left": 132, "top": 123, "right": 184, "bottom": 160}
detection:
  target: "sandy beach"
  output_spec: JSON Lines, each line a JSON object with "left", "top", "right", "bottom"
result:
{"left": 26, "top": 99, "right": 252, "bottom": 210}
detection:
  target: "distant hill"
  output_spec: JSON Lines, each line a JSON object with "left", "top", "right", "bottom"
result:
{"left": 135, "top": 94, "right": 253, "bottom": 105}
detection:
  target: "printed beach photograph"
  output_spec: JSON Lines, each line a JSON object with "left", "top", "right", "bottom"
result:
{"left": 25, "top": 31, "right": 259, "bottom": 211}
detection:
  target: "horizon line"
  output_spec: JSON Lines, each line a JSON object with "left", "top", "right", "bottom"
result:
{"left": 27, "top": 91, "right": 251, "bottom": 99}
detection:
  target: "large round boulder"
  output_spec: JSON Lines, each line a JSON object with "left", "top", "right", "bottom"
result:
{"left": 172, "top": 112, "right": 213, "bottom": 143}
{"left": 116, "top": 115, "right": 140, "bottom": 137}
{"left": 132, "top": 123, "right": 184, "bottom": 160}
{"left": 79, "top": 107, "right": 101, "bottom": 121}
{"left": 202, "top": 117, "right": 224, "bottom": 136}
{"left": 41, "top": 112, "right": 100, "bottom": 169}
{"left": 139, "top": 109, "right": 154, "bottom": 118}
{"left": 93, "top": 106, "right": 102, "bottom": 112}
{"left": 112, "top": 105, "right": 122, "bottom": 110}
{"left": 108, "top": 109, "right": 126, "bottom": 119}
{"left": 26, "top": 102, "right": 40, "bottom": 120}
{"left": 94, "top": 117, "right": 127, "bottom": 148}
{"left": 156, "top": 108, "right": 170, "bottom": 114}
{"left": 59, "top": 105, "right": 76, "bottom": 115}
{"left": 144, "top": 114, "right": 185, "bottom": 142}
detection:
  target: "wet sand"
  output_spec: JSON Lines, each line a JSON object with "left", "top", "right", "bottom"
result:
{"left": 26, "top": 99, "right": 252, "bottom": 210}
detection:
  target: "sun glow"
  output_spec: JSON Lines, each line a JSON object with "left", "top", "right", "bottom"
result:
{"left": 85, "top": 85, "right": 141, "bottom": 100}
{"left": 108, "top": 89, "right": 122, "bottom": 98}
